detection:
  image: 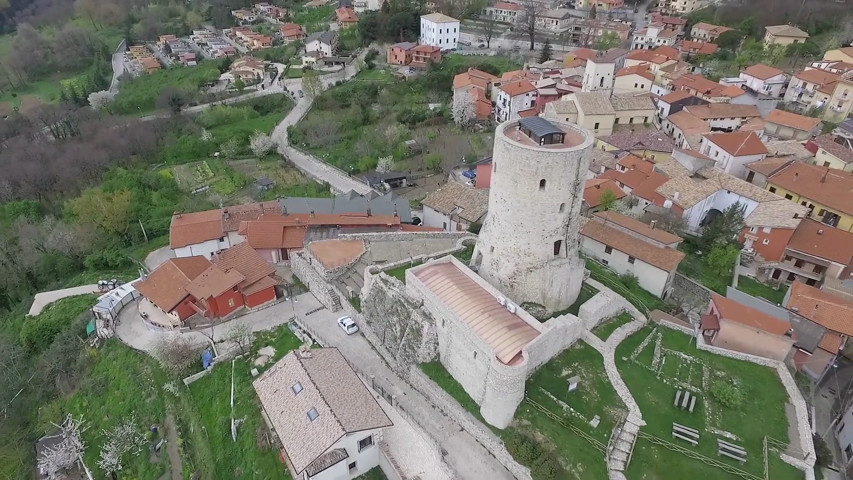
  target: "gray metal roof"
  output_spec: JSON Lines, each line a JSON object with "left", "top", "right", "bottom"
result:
{"left": 518, "top": 117, "right": 562, "bottom": 138}
{"left": 279, "top": 190, "right": 412, "bottom": 223}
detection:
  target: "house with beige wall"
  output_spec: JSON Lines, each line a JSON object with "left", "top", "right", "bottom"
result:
{"left": 700, "top": 294, "right": 795, "bottom": 361}
{"left": 763, "top": 25, "right": 810, "bottom": 47}
{"left": 808, "top": 134, "right": 853, "bottom": 172}
{"left": 823, "top": 47, "right": 853, "bottom": 65}
{"left": 551, "top": 91, "right": 655, "bottom": 137}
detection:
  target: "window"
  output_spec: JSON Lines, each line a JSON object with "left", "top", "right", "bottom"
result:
{"left": 599, "top": 77, "right": 605, "bottom": 87}
{"left": 801, "top": 201, "right": 807, "bottom": 207}
{"left": 634, "top": 82, "right": 638, "bottom": 88}
{"left": 291, "top": 382, "right": 303, "bottom": 395}
{"left": 493, "top": 161, "right": 497, "bottom": 173}
{"left": 814, "top": 265, "right": 825, "bottom": 274}
{"left": 749, "top": 226, "right": 758, "bottom": 233}
{"left": 784, "top": 194, "right": 793, "bottom": 200}
{"left": 602, "top": 259, "right": 609, "bottom": 265}
{"left": 604, "top": 246, "right": 613, "bottom": 254}
{"left": 769, "top": 186, "right": 777, "bottom": 193}
{"left": 643, "top": 116, "right": 648, "bottom": 123}
{"left": 628, "top": 256, "right": 636, "bottom": 264}
{"left": 442, "top": 222, "right": 447, "bottom": 230}
{"left": 358, "top": 435, "right": 374, "bottom": 452}
{"left": 788, "top": 272, "right": 797, "bottom": 281}
{"left": 824, "top": 161, "right": 831, "bottom": 167}
{"left": 228, "top": 298, "right": 236, "bottom": 308}
{"left": 473, "top": 351, "right": 477, "bottom": 359}
{"left": 559, "top": 202, "right": 566, "bottom": 213}
{"left": 539, "top": 179, "right": 546, "bottom": 190}
{"left": 307, "top": 408, "right": 319, "bottom": 421}
{"left": 554, "top": 240, "right": 562, "bottom": 256}
{"left": 349, "top": 461, "right": 358, "bottom": 473}
{"left": 594, "top": 122, "right": 600, "bottom": 130}
{"left": 629, "top": 118, "right": 634, "bottom": 124}
{"left": 762, "top": 239, "right": 770, "bottom": 245}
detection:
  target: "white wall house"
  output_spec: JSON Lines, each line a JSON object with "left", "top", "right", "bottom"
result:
{"left": 684, "top": 189, "right": 760, "bottom": 232}
{"left": 253, "top": 349, "right": 393, "bottom": 480}
{"left": 583, "top": 58, "right": 617, "bottom": 93}
{"left": 305, "top": 31, "right": 337, "bottom": 57}
{"left": 835, "top": 403, "right": 853, "bottom": 476}
{"left": 495, "top": 80, "right": 537, "bottom": 122}
{"left": 420, "top": 13, "right": 460, "bottom": 50}
{"left": 632, "top": 24, "right": 678, "bottom": 50}
{"left": 699, "top": 132, "right": 768, "bottom": 179}
{"left": 173, "top": 237, "right": 234, "bottom": 259}
{"left": 739, "top": 64, "right": 788, "bottom": 98}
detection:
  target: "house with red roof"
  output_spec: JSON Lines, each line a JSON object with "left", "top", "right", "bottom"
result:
{"left": 613, "top": 64, "right": 654, "bottom": 93}
{"left": 699, "top": 131, "right": 768, "bottom": 179}
{"left": 582, "top": 178, "right": 626, "bottom": 214}
{"left": 739, "top": 63, "right": 788, "bottom": 98}
{"left": 495, "top": 79, "right": 537, "bottom": 122}
{"left": 676, "top": 40, "right": 717, "bottom": 58}
{"left": 700, "top": 294, "right": 796, "bottom": 361}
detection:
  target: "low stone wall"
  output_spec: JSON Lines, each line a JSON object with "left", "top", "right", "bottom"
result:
{"left": 578, "top": 289, "right": 627, "bottom": 331}
{"left": 650, "top": 310, "right": 695, "bottom": 336}
{"left": 379, "top": 442, "right": 405, "bottom": 480}
{"left": 407, "top": 367, "right": 531, "bottom": 480}
{"left": 339, "top": 231, "right": 474, "bottom": 244}
{"left": 303, "top": 242, "right": 366, "bottom": 281}
{"left": 291, "top": 251, "right": 339, "bottom": 311}
{"left": 671, "top": 273, "right": 714, "bottom": 318}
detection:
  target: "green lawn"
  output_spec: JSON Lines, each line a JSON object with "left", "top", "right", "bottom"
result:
{"left": 453, "top": 244, "right": 474, "bottom": 263}
{"left": 585, "top": 259, "right": 669, "bottom": 314}
{"left": 421, "top": 341, "right": 626, "bottom": 480}
{"left": 591, "top": 312, "right": 633, "bottom": 341}
{"left": 349, "top": 296, "right": 362, "bottom": 312}
{"left": 385, "top": 261, "right": 423, "bottom": 283}
{"left": 293, "top": 5, "right": 335, "bottom": 32}
{"left": 616, "top": 326, "right": 803, "bottom": 480}
{"left": 737, "top": 276, "right": 787, "bottom": 305}
{"left": 0, "top": 78, "right": 64, "bottom": 103}
{"left": 111, "top": 63, "right": 222, "bottom": 115}
{"left": 441, "top": 54, "right": 522, "bottom": 74}
{"left": 186, "top": 325, "right": 302, "bottom": 479}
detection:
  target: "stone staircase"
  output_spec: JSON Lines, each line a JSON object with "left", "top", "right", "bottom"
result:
{"left": 608, "top": 413, "right": 642, "bottom": 479}
{"left": 327, "top": 287, "right": 342, "bottom": 311}
{"left": 334, "top": 257, "right": 371, "bottom": 299}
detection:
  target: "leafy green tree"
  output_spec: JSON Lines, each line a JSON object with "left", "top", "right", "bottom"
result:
{"left": 538, "top": 38, "right": 552, "bottom": 63}
{"left": 706, "top": 243, "right": 740, "bottom": 278}
{"left": 699, "top": 201, "right": 745, "bottom": 250}
{"left": 593, "top": 31, "right": 621, "bottom": 51}
{"left": 234, "top": 77, "right": 246, "bottom": 91}
{"left": 68, "top": 188, "right": 134, "bottom": 239}
{"left": 715, "top": 30, "right": 745, "bottom": 51}
{"left": 598, "top": 188, "right": 619, "bottom": 211}
{"left": 425, "top": 153, "right": 443, "bottom": 172}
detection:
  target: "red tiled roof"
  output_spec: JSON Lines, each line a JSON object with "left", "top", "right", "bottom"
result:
{"left": 584, "top": 179, "right": 627, "bottom": 208}
{"left": 712, "top": 294, "right": 793, "bottom": 336}
{"left": 170, "top": 210, "right": 224, "bottom": 248}
{"left": 787, "top": 281, "right": 853, "bottom": 336}
{"left": 581, "top": 219, "right": 685, "bottom": 271}
{"left": 133, "top": 257, "right": 212, "bottom": 312}
{"left": 795, "top": 69, "right": 840, "bottom": 86}
{"left": 703, "top": 131, "right": 768, "bottom": 156}
{"left": 616, "top": 64, "right": 654, "bottom": 81}
{"left": 499, "top": 79, "right": 536, "bottom": 96}
{"left": 786, "top": 219, "right": 853, "bottom": 265}
{"left": 765, "top": 109, "right": 821, "bottom": 132}
{"left": 741, "top": 63, "right": 784, "bottom": 80}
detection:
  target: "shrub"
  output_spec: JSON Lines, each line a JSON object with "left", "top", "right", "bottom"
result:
{"left": 84, "top": 248, "right": 131, "bottom": 270}
{"left": 618, "top": 272, "right": 639, "bottom": 290}
{"left": 710, "top": 380, "right": 746, "bottom": 409}
{"left": 503, "top": 431, "right": 540, "bottom": 464}
{"left": 814, "top": 433, "right": 833, "bottom": 467}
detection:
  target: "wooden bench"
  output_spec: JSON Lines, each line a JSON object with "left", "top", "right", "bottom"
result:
{"left": 717, "top": 439, "right": 747, "bottom": 463}
{"left": 688, "top": 395, "right": 697, "bottom": 413}
{"left": 673, "top": 431, "right": 698, "bottom": 446}
{"left": 681, "top": 391, "right": 691, "bottom": 409}
{"left": 672, "top": 423, "right": 699, "bottom": 446}
{"left": 674, "top": 390, "right": 682, "bottom": 407}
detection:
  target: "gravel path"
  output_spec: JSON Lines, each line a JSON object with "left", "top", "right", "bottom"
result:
{"left": 28, "top": 284, "right": 99, "bottom": 316}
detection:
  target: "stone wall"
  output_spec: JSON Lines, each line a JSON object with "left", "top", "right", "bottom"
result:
{"left": 578, "top": 289, "right": 628, "bottom": 331}
{"left": 303, "top": 242, "right": 366, "bottom": 281}
{"left": 407, "top": 367, "right": 532, "bottom": 480}
{"left": 339, "top": 231, "right": 474, "bottom": 243}
{"left": 291, "top": 251, "right": 340, "bottom": 311}
{"left": 671, "top": 273, "right": 714, "bottom": 319}
{"left": 360, "top": 273, "right": 439, "bottom": 370}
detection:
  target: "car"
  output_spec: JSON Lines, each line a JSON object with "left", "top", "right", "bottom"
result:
{"left": 466, "top": 179, "right": 475, "bottom": 186}
{"left": 478, "top": 44, "right": 486, "bottom": 49}
{"left": 460, "top": 40, "right": 472, "bottom": 46}
{"left": 337, "top": 316, "right": 359, "bottom": 335}
{"left": 462, "top": 169, "right": 476, "bottom": 179}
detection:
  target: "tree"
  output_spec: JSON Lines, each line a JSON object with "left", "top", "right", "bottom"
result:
{"left": 88, "top": 90, "right": 115, "bottom": 110}
{"left": 598, "top": 189, "right": 619, "bottom": 211}
{"left": 98, "top": 415, "right": 148, "bottom": 477}
{"left": 224, "top": 324, "right": 254, "bottom": 354}
{"left": 589, "top": 4, "right": 597, "bottom": 19}
{"left": 249, "top": 131, "right": 275, "bottom": 157}
{"left": 220, "top": 138, "right": 241, "bottom": 159}
{"left": 520, "top": 0, "right": 545, "bottom": 51}
{"left": 68, "top": 189, "right": 133, "bottom": 239}
{"left": 425, "top": 153, "right": 443, "bottom": 172}
{"left": 706, "top": 243, "right": 740, "bottom": 279}
{"left": 37, "top": 414, "right": 88, "bottom": 480}
{"left": 156, "top": 88, "right": 188, "bottom": 114}
{"left": 234, "top": 77, "right": 245, "bottom": 92}
{"left": 9, "top": 23, "right": 51, "bottom": 78}
{"left": 538, "top": 38, "right": 552, "bottom": 63}
{"left": 698, "top": 201, "right": 745, "bottom": 250}
{"left": 200, "top": 128, "right": 213, "bottom": 142}
{"left": 376, "top": 156, "right": 394, "bottom": 174}
{"left": 302, "top": 69, "right": 323, "bottom": 98}
{"left": 483, "top": 11, "right": 497, "bottom": 49}
{"left": 451, "top": 88, "right": 477, "bottom": 128}
{"left": 593, "top": 31, "right": 621, "bottom": 51}
{"left": 153, "top": 336, "right": 204, "bottom": 376}
{"left": 715, "top": 30, "right": 745, "bottom": 51}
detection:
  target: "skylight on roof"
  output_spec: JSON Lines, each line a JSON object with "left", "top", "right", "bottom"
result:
{"left": 292, "top": 382, "right": 303, "bottom": 395}
{"left": 307, "top": 408, "right": 319, "bottom": 421}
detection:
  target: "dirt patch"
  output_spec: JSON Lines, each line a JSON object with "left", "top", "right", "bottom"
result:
{"left": 164, "top": 414, "right": 182, "bottom": 480}
{"left": 404, "top": 126, "right": 494, "bottom": 174}
{"left": 19, "top": 95, "right": 47, "bottom": 114}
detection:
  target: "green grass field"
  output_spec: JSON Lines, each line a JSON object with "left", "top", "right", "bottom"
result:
{"left": 617, "top": 326, "right": 803, "bottom": 480}
{"left": 111, "top": 63, "right": 221, "bottom": 115}
{"left": 737, "top": 276, "right": 788, "bottom": 305}
{"left": 591, "top": 312, "right": 633, "bottom": 341}
{"left": 585, "top": 259, "right": 669, "bottom": 314}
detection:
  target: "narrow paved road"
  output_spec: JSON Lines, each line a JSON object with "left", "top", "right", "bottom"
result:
{"left": 299, "top": 308, "right": 514, "bottom": 480}
{"left": 28, "top": 285, "right": 99, "bottom": 316}
{"left": 110, "top": 39, "right": 126, "bottom": 94}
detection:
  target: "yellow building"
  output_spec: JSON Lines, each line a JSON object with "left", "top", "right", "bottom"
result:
{"left": 765, "top": 162, "right": 853, "bottom": 232}
{"left": 813, "top": 78, "right": 853, "bottom": 124}
{"left": 580, "top": 0, "right": 624, "bottom": 10}
{"left": 595, "top": 131, "right": 674, "bottom": 163}
{"left": 812, "top": 134, "right": 853, "bottom": 173}
{"left": 823, "top": 46, "right": 853, "bottom": 64}
{"left": 763, "top": 25, "right": 810, "bottom": 48}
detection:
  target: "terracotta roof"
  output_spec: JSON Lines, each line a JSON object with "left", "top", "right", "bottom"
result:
{"left": 795, "top": 69, "right": 840, "bottom": 86}
{"left": 818, "top": 331, "right": 843, "bottom": 353}
{"left": 787, "top": 282, "right": 853, "bottom": 336}
{"left": 766, "top": 109, "right": 821, "bottom": 132}
{"left": 253, "top": 349, "right": 393, "bottom": 475}
{"left": 335, "top": 7, "right": 358, "bottom": 22}
{"left": 658, "top": 90, "right": 693, "bottom": 104}
{"left": 308, "top": 239, "right": 365, "bottom": 270}
{"left": 683, "top": 103, "right": 760, "bottom": 119}
{"left": 499, "top": 79, "right": 536, "bottom": 96}
{"left": 494, "top": 1, "right": 521, "bottom": 10}
{"left": 422, "top": 182, "right": 488, "bottom": 223}
{"left": 242, "top": 275, "right": 279, "bottom": 296}
{"left": 617, "top": 153, "right": 655, "bottom": 174}
{"left": 767, "top": 162, "right": 853, "bottom": 216}
{"left": 627, "top": 49, "right": 674, "bottom": 65}
{"left": 655, "top": 46, "right": 680, "bottom": 59}
{"left": 413, "top": 261, "right": 540, "bottom": 365}
{"left": 453, "top": 67, "right": 497, "bottom": 89}
{"left": 667, "top": 110, "right": 709, "bottom": 133}
{"left": 701, "top": 313, "right": 720, "bottom": 330}
{"left": 185, "top": 264, "right": 245, "bottom": 300}
{"left": 223, "top": 201, "right": 281, "bottom": 231}
{"left": 581, "top": 220, "right": 685, "bottom": 271}
{"left": 571, "top": 48, "right": 598, "bottom": 61}
{"left": 741, "top": 63, "right": 785, "bottom": 80}
{"left": 765, "top": 25, "right": 809, "bottom": 38}
{"left": 672, "top": 74, "right": 726, "bottom": 97}
{"left": 631, "top": 171, "right": 671, "bottom": 206}
{"left": 592, "top": 210, "right": 682, "bottom": 245}
{"left": 599, "top": 129, "right": 675, "bottom": 153}
{"left": 616, "top": 64, "right": 654, "bottom": 82}
{"left": 704, "top": 131, "right": 768, "bottom": 156}
{"left": 813, "top": 134, "right": 853, "bottom": 164}
{"left": 691, "top": 22, "right": 732, "bottom": 35}
{"left": 584, "top": 179, "right": 626, "bottom": 208}
{"left": 712, "top": 294, "right": 793, "bottom": 336}
{"left": 745, "top": 157, "right": 795, "bottom": 176}
{"left": 170, "top": 210, "right": 224, "bottom": 248}
{"left": 678, "top": 40, "right": 718, "bottom": 56}
{"left": 133, "top": 257, "right": 212, "bottom": 311}
{"left": 786, "top": 219, "right": 853, "bottom": 265}
{"left": 213, "top": 242, "right": 276, "bottom": 289}
{"left": 720, "top": 85, "right": 747, "bottom": 98}
{"left": 245, "top": 220, "right": 307, "bottom": 249}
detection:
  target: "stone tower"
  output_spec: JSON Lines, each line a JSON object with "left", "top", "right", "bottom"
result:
{"left": 472, "top": 117, "right": 594, "bottom": 315}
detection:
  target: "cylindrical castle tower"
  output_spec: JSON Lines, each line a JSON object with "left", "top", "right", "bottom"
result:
{"left": 472, "top": 117, "right": 594, "bottom": 315}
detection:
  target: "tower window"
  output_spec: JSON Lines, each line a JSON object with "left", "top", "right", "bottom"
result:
{"left": 553, "top": 240, "right": 562, "bottom": 256}
{"left": 539, "top": 179, "right": 546, "bottom": 190}
{"left": 559, "top": 202, "right": 565, "bottom": 213}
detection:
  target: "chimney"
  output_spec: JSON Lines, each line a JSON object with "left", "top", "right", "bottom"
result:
{"left": 673, "top": 191, "right": 680, "bottom": 201}
{"left": 367, "top": 208, "right": 372, "bottom": 216}
{"left": 821, "top": 169, "right": 828, "bottom": 183}
{"left": 310, "top": 210, "right": 315, "bottom": 218}
{"left": 650, "top": 220, "right": 657, "bottom": 230}
{"left": 223, "top": 208, "right": 230, "bottom": 220}
{"left": 794, "top": 172, "right": 798, "bottom": 181}
{"left": 298, "top": 344, "right": 312, "bottom": 358}
{"left": 818, "top": 229, "right": 824, "bottom": 235}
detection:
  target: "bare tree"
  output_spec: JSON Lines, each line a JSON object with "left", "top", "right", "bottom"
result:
{"left": 98, "top": 414, "right": 148, "bottom": 477}
{"left": 224, "top": 324, "right": 254, "bottom": 355}
{"left": 154, "top": 336, "right": 203, "bottom": 376}
{"left": 452, "top": 87, "right": 477, "bottom": 128}
{"left": 376, "top": 156, "right": 394, "bottom": 174}
{"left": 37, "top": 414, "right": 88, "bottom": 480}
{"left": 520, "top": 0, "right": 545, "bottom": 51}
{"left": 482, "top": 11, "right": 497, "bottom": 49}
{"left": 302, "top": 69, "right": 323, "bottom": 98}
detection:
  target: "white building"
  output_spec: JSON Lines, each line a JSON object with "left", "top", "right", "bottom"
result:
{"left": 631, "top": 23, "right": 678, "bottom": 50}
{"left": 419, "top": 13, "right": 460, "bottom": 50}
{"left": 495, "top": 79, "right": 537, "bottom": 122}
{"left": 305, "top": 31, "right": 338, "bottom": 58}
{"left": 482, "top": 2, "right": 522, "bottom": 24}
{"left": 473, "top": 116, "right": 594, "bottom": 315}
{"left": 421, "top": 181, "right": 489, "bottom": 231}
{"left": 699, "top": 131, "right": 768, "bottom": 179}
{"left": 580, "top": 211, "right": 685, "bottom": 298}
{"left": 536, "top": 8, "right": 572, "bottom": 32}
{"left": 582, "top": 56, "right": 616, "bottom": 94}
{"left": 739, "top": 64, "right": 788, "bottom": 98}
{"left": 253, "top": 348, "right": 393, "bottom": 480}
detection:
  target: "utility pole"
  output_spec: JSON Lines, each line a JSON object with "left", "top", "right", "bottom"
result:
{"left": 138, "top": 219, "right": 148, "bottom": 243}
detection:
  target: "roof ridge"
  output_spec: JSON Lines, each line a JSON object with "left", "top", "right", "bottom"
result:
{"left": 296, "top": 350, "right": 347, "bottom": 434}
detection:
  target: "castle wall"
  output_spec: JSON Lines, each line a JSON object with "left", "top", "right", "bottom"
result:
{"left": 473, "top": 119, "right": 595, "bottom": 314}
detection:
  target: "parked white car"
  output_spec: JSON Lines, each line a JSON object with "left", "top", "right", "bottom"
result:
{"left": 336, "top": 316, "right": 359, "bottom": 335}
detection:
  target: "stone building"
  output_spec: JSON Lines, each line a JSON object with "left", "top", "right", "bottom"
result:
{"left": 472, "top": 117, "right": 594, "bottom": 315}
